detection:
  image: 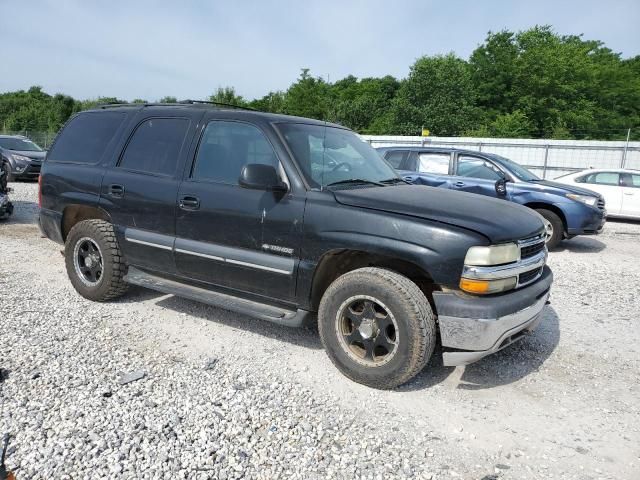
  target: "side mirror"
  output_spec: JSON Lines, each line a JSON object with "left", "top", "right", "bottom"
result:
{"left": 495, "top": 177, "right": 508, "bottom": 196}
{"left": 239, "top": 164, "right": 287, "bottom": 193}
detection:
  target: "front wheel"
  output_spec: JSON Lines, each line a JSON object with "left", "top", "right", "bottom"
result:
{"left": 536, "top": 208, "right": 563, "bottom": 250}
{"left": 318, "top": 267, "right": 435, "bottom": 389}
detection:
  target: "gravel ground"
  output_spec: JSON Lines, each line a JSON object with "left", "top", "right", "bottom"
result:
{"left": 1, "top": 182, "right": 639, "bottom": 480}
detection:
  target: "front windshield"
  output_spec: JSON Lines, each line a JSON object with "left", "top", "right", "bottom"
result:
{"left": 277, "top": 123, "right": 398, "bottom": 188}
{"left": 489, "top": 154, "right": 540, "bottom": 181}
{"left": 0, "top": 137, "right": 43, "bottom": 152}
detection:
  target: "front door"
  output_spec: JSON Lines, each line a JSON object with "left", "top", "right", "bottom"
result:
{"left": 174, "top": 118, "right": 304, "bottom": 303}
{"left": 450, "top": 154, "right": 507, "bottom": 199}
{"left": 100, "top": 113, "right": 200, "bottom": 274}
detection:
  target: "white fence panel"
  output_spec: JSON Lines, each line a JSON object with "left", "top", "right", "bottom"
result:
{"left": 362, "top": 135, "right": 640, "bottom": 179}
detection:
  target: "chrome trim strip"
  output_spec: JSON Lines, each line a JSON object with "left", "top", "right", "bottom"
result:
{"left": 225, "top": 258, "right": 291, "bottom": 275}
{"left": 126, "top": 237, "right": 173, "bottom": 251}
{"left": 174, "top": 237, "right": 294, "bottom": 275}
{"left": 462, "top": 249, "right": 547, "bottom": 281}
{"left": 174, "top": 248, "right": 224, "bottom": 262}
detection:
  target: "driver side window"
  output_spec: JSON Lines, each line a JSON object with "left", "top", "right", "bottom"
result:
{"left": 456, "top": 156, "right": 503, "bottom": 180}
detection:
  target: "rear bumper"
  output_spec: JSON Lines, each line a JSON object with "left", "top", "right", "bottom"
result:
{"left": 38, "top": 208, "right": 64, "bottom": 244}
{"left": 434, "top": 267, "right": 553, "bottom": 366}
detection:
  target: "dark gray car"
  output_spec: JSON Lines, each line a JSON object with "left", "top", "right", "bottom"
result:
{"left": 0, "top": 135, "right": 46, "bottom": 181}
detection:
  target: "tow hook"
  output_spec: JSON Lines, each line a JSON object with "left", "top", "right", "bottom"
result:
{"left": 1, "top": 433, "right": 15, "bottom": 480}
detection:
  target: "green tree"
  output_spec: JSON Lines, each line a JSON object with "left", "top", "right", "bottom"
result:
{"left": 209, "top": 87, "right": 246, "bottom": 106}
{"left": 389, "top": 54, "right": 478, "bottom": 136}
{"left": 283, "top": 69, "right": 331, "bottom": 120}
{"left": 249, "top": 91, "right": 286, "bottom": 113}
{"left": 159, "top": 96, "right": 178, "bottom": 103}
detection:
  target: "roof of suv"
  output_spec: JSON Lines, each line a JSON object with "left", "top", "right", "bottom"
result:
{"left": 85, "top": 102, "right": 345, "bottom": 129}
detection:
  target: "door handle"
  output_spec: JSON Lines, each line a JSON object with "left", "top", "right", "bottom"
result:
{"left": 623, "top": 192, "right": 633, "bottom": 195}
{"left": 179, "top": 195, "right": 200, "bottom": 210}
{"left": 454, "top": 181, "right": 465, "bottom": 187}
{"left": 108, "top": 184, "right": 125, "bottom": 197}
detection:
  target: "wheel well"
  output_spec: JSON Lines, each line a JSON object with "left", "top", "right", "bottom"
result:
{"left": 524, "top": 202, "right": 567, "bottom": 233}
{"left": 310, "top": 250, "right": 437, "bottom": 311}
{"left": 61, "top": 205, "right": 111, "bottom": 241}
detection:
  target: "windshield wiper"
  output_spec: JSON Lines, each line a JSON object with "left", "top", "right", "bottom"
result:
{"left": 380, "top": 177, "right": 411, "bottom": 185}
{"left": 326, "top": 178, "right": 385, "bottom": 187}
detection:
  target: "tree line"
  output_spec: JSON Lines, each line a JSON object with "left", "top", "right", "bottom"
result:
{"left": 1, "top": 26, "right": 638, "bottom": 140}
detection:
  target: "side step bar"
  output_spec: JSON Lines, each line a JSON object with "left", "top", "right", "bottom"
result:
{"left": 124, "top": 267, "right": 314, "bottom": 328}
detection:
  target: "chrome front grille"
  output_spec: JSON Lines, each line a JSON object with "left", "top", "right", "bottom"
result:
{"left": 516, "top": 233, "right": 547, "bottom": 287}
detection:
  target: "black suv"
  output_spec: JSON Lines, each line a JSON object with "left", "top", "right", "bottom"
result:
{"left": 39, "top": 103, "right": 553, "bottom": 389}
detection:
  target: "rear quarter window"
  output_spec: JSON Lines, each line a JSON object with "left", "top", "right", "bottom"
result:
{"left": 47, "top": 112, "right": 126, "bottom": 164}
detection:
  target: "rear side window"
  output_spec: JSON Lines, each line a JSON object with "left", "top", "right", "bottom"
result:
{"left": 581, "top": 172, "right": 620, "bottom": 186}
{"left": 48, "top": 112, "right": 125, "bottom": 164}
{"left": 418, "top": 153, "right": 450, "bottom": 174}
{"left": 620, "top": 173, "right": 640, "bottom": 188}
{"left": 119, "top": 118, "right": 189, "bottom": 176}
{"left": 384, "top": 151, "right": 405, "bottom": 169}
{"left": 191, "top": 121, "right": 278, "bottom": 184}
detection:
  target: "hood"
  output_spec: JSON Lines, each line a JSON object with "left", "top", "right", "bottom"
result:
{"left": 333, "top": 185, "right": 545, "bottom": 243}
{"left": 531, "top": 180, "right": 602, "bottom": 198}
{"left": 9, "top": 149, "right": 46, "bottom": 160}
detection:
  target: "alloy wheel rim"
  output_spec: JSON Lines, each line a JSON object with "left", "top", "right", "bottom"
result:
{"left": 335, "top": 295, "right": 399, "bottom": 367}
{"left": 73, "top": 237, "right": 103, "bottom": 286}
{"left": 543, "top": 219, "right": 554, "bottom": 242}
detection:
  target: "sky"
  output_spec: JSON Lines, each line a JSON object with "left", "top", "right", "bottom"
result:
{"left": 1, "top": 0, "right": 639, "bottom": 101}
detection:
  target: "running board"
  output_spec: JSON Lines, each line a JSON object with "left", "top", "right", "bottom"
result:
{"left": 124, "top": 267, "right": 314, "bottom": 327}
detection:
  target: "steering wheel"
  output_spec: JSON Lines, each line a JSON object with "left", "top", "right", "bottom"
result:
{"left": 331, "top": 162, "right": 352, "bottom": 173}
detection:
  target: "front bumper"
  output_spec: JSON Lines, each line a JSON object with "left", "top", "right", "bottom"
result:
{"left": 563, "top": 202, "right": 606, "bottom": 236}
{"left": 11, "top": 161, "right": 42, "bottom": 179}
{"left": 434, "top": 266, "right": 553, "bottom": 366}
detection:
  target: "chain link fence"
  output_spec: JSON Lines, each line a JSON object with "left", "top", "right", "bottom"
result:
{"left": 363, "top": 135, "right": 640, "bottom": 179}
{"left": 0, "top": 130, "right": 58, "bottom": 149}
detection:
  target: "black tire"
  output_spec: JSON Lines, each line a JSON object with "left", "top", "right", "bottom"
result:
{"left": 1, "top": 162, "right": 12, "bottom": 185}
{"left": 535, "top": 209, "right": 563, "bottom": 250}
{"left": 64, "top": 219, "right": 128, "bottom": 301}
{"left": 318, "top": 267, "right": 436, "bottom": 389}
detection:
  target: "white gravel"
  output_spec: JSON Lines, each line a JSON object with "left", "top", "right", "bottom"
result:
{"left": 1, "top": 182, "right": 639, "bottom": 480}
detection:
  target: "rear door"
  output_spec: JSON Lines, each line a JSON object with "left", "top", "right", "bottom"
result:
{"left": 578, "top": 172, "right": 622, "bottom": 215}
{"left": 620, "top": 173, "right": 640, "bottom": 217}
{"left": 450, "top": 154, "right": 506, "bottom": 198}
{"left": 174, "top": 117, "right": 304, "bottom": 302}
{"left": 100, "top": 111, "right": 202, "bottom": 274}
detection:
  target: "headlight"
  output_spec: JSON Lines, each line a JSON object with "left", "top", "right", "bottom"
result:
{"left": 11, "top": 153, "right": 31, "bottom": 163}
{"left": 464, "top": 243, "right": 519, "bottom": 266}
{"left": 566, "top": 193, "right": 597, "bottom": 206}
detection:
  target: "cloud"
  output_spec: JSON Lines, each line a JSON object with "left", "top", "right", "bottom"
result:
{"left": 1, "top": 0, "right": 638, "bottom": 101}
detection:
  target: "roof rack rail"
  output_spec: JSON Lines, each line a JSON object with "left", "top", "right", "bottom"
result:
{"left": 97, "top": 100, "right": 256, "bottom": 111}
{"left": 181, "top": 99, "right": 256, "bottom": 111}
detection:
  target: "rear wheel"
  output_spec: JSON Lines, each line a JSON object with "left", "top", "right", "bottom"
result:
{"left": 536, "top": 208, "right": 563, "bottom": 250}
{"left": 318, "top": 267, "right": 435, "bottom": 389}
{"left": 64, "top": 219, "right": 128, "bottom": 301}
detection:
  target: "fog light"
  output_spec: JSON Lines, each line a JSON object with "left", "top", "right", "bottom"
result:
{"left": 460, "top": 276, "right": 517, "bottom": 294}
